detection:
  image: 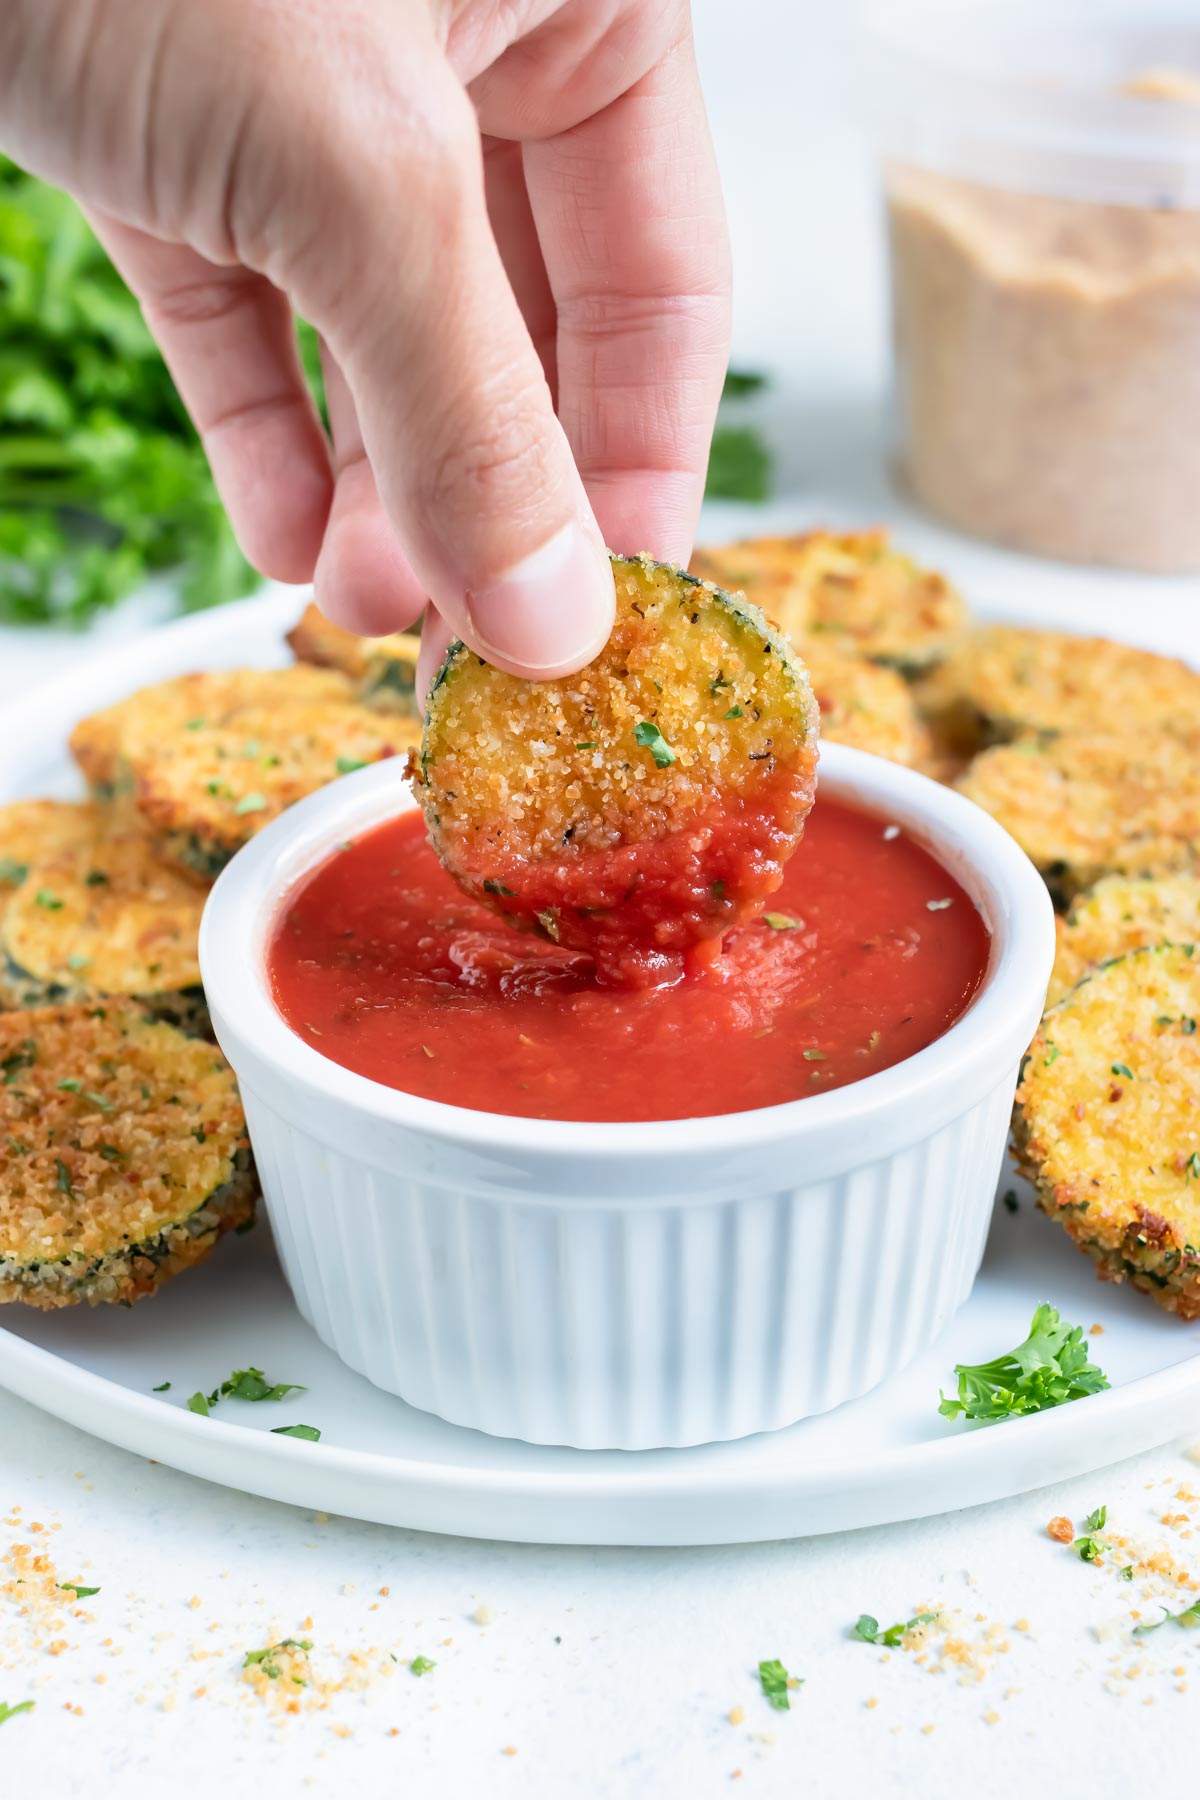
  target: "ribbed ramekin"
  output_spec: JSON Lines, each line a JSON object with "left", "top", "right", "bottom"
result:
{"left": 199, "top": 744, "right": 1054, "bottom": 1450}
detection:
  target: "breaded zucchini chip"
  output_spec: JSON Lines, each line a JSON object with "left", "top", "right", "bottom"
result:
{"left": 417, "top": 554, "right": 819, "bottom": 986}
{"left": 0, "top": 1003, "right": 256, "bottom": 1309}
{"left": 129, "top": 695, "right": 416, "bottom": 881}
{"left": 1015, "top": 944, "right": 1200, "bottom": 1318}
{"left": 0, "top": 801, "right": 103, "bottom": 937}
{"left": 70, "top": 666, "right": 353, "bottom": 800}
{"left": 908, "top": 661, "right": 989, "bottom": 784}
{"left": 943, "top": 625, "right": 1200, "bottom": 743}
{"left": 1048, "top": 874, "right": 1200, "bottom": 1008}
{"left": 797, "top": 637, "right": 934, "bottom": 767}
{"left": 693, "top": 529, "right": 967, "bottom": 672}
{"left": 287, "top": 602, "right": 421, "bottom": 715}
{"left": 0, "top": 830, "right": 207, "bottom": 1031}
{"left": 956, "top": 733, "right": 1200, "bottom": 906}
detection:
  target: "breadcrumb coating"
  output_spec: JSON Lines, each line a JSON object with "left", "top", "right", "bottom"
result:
{"left": 693, "top": 529, "right": 967, "bottom": 671}
{"left": 0, "top": 1003, "right": 255, "bottom": 1308}
{"left": 1015, "top": 945, "right": 1200, "bottom": 1318}
{"left": 127, "top": 694, "right": 418, "bottom": 880}
{"left": 943, "top": 625, "right": 1200, "bottom": 742}
{"left": 0, "top": 828, "right": 206, "bottom": 1024}
{"left": 956, "top": 733, "right": 1200, "bottom": 904}
{"left": 1049, "top": 874, "right": 1200, "bottom": 1007}
{"left": 796, "top": 636, "right": 934, "bottom": 767}
{"left": 69, "top": 666, "right": 354, "bottom": 799}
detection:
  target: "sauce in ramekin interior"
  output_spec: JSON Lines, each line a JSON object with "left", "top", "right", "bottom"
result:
{"left": 268, "top": 801, "right": 990, "bottom": 1124}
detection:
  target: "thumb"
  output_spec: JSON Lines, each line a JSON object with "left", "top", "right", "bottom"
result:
{"left": 312, "top": 80, "right": 614, "bottom": 679}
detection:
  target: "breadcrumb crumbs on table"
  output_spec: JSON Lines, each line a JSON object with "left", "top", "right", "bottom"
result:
{"left": 501, "top": 1747, "right": 518, "bottom": 1757}
{"left": 1048, "top": 1517, "right": 1074, "bottom": 1543}
{"left": 984, "top": 1710, "right": 1000, "bottom": 1724}
{"left": 865, "top": 1697, "right": 878, "bottom": 1710}
{"left": 472, "top": 1604, "right": 495, "bottom": 1626}
{"left": 728, "top": 1704, "right": 746, "bottom": 1725}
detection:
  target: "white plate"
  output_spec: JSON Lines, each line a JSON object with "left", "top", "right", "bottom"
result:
{"left": 1, "top": 585, "right": 1200, "bottom": 1547}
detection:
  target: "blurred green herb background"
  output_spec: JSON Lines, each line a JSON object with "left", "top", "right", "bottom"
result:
{"left": 0, "top": 156, "right": 765, "bottom": 631}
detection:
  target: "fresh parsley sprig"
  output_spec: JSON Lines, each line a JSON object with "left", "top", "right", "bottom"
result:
{"left": 939, "top": 1304, "right": 1109, "bottom": 1424}
{"left": 757, "top": 1658, "right": 799, "bottom": 1710}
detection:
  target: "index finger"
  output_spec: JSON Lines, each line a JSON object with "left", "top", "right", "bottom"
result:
{"left": 521, "top": 30, "right": 731, "bottom": 564}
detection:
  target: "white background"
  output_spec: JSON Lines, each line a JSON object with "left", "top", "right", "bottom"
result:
{"left": 3, "top": 3, "right": 1200, "bottom": 1794}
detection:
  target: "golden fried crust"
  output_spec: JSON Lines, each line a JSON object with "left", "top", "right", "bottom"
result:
{"left": 944, "top": 625, "right": 1200, "bottom": 742}
{"left": 1015, "top": 944, "right": 1200, "bottom": 1318}
{"left": 0, "top": 1003, "right": 256, "bottom": 1308}
{"left": 795, "top": 636, "right": 934, "bottom": 767}
{"left": 287, "top": 602, "right": 421, "bottom": 715}
{"left": 956, "top": 733, "right": 1200, "bottom": 905}
{"left": 419, "top": 554, "right": 819, "bottom": 866}
{"left": 1049, "top": 874, "right": 1200, "bottom": 1007}
{"left": 69, "top": 666, "right": 354, "bottom": 798}
{"left": 692, "top": 529, "right": 967, "bottom": 671}
{"left": 0, "top": 801, "right": 105, "bottom": 941}
{"left": 128, "top": 696, "right": 418, "bottom": 880}
{"left": 0, "top": 829, "right": 205, "bottom": 1019}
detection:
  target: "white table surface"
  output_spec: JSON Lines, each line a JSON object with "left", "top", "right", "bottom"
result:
{"left": 3, "top": 3, "right": 1200, "bottom": 1793}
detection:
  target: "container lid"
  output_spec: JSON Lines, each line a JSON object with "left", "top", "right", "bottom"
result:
{"left": 860, "top": 0, "right": 1200, "bottom": 208}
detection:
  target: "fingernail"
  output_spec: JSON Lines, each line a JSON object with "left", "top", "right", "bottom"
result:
{"left": 464, "top": 523, "right": 614, "bottom": 676}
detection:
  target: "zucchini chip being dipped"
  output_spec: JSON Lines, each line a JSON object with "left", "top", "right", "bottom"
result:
{"left": 287, "top": 601, "right": 421, "bottom": 715}
{"left": 0, "top": 1003, "right": 256, "bottom": 1309}
{"left": 693, "top": 529, "right": 967, "bottom": 673}
{"left": 939, "top": 624, "right": 1200, "bottom": 744}
{"left": 1048, "top": 873, "right": 1200, "bottom": 1008}
{"left": 1015, "top": 944, "right": 1200, "bottom": 1318}
{"left": 956, "top": 733, "right": 1200, "bottom": 906}
{"left": 0, "top": 829, "right": 208, "bottom": 1033}
{"left": 416, "top": 553, "right": 820, "bottom": 986}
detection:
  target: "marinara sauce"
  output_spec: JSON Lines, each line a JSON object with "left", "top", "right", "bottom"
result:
{"left": 269, "top": 803, "right": 990, "bottom": 1124}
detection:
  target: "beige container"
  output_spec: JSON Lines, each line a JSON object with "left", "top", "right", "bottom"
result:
{"left": 864, "top": 1, "right": 1200, "bottom": 573}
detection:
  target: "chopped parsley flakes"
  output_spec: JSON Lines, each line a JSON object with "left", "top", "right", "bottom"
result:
{"left": 244, "top": 1639, "right": 312, "bottom": 1682}
{"left": 335, "top": 755, "right": 368, "bottom": 776}
{"left": 633, "top": 720, "right": 676, "bottom": 768}
{"left": 58, "top": 1582, "right": 100, "bottom": 1599}
{"left": 410, "top": 1655, "right": 436, "bottom": 1676}
{"left": 938, "top": 1303, "right": 1109, "bottom": 1423}
{"left": 0, "top": 1700, "right": 34, "bottom": 1726}
{"left": 757, "top": 1657, "right": 798, "bottom": 1710}
{"left": 853, "top": 1611, "right": 937, "bottom": 1648}
{"left": 1134, "top": 1595, "right": 1200, "bottom": 1636}
{"left": 271, "top": 1423, "right": 321, "bottom": 1442}
{"left": 234, "top": 792, "right": 267, "bottom": 816}
{"left": 763, "top": 913, "right": 800, "bottom": 930}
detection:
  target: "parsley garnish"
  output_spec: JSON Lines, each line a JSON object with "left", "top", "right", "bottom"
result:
{"left": 84, "top": 869, "right": 109, "bottom": 885}
{"left": 757, "top": 1658, "right": 798, "bottom": 1710}
{"left": 706, "top": 427, "right": 771, "bottom": 502}
{"left": 763, "top": 913, "right": 800, "bottom": 930}
{"left": 56, "top": 1078, "right": 112, "bottom": 1111}
{"left": 724, "top": 705, "right": 743, "bottom": 719}
{"left": 0, "top": 858, "right": 28, "bottom": 885}
{"left": 335, "top": 755, "right": 368, "bottom": 776}
{"left": 220, "top": 1367, "right": 305, "bottom": 1403}
{"left": 244, "top": 1639, "right": 312, "bottom": 1681}
{"left": 574, "top": 741, "right": 596, "bottom": 751}
{"left": 234, "top": 792, "right": 267, "bottom": 816}
{"left": 59, "top": 1582, "right": 99, "bottom": 1599}
{"left": 35, "top": 888, "right": 62, "bottom": 910}
{"left": 410, "top": 1655, "right": 436, "bottom": 1676}
{"left": 55, "top": 1158, "right": 73, "bottom": 1197}
{"left": 0, "top": 1700, "right": 34, "bottom": 1726}
{"left": 186, "top": 1391, "right": 210, "bottom": 1417}
{"left": 271, "top": 1423, "right": 321, "bottom": 1442}
{"left": 722, "top": 368, "right": 767, "bottom": 398}
{"left": 1, "top": 1040, "right": 34, "bottom": 1085}
{"left": 853, "top": 1611, "right": 938, "bottom": 1647}
{"left": 938, "top": 1303, "right": 1109, "bottom": 1423}
{"left": 1134, "top": 1596, "right": 1200, "bottom": 1636}
{"left": 152, "top": 1381, "right": 171, "bottom": 1392}
{"left": 1002, "top": 1189, "right": 1019, "bottom": 1214}
{"left": 1073, "top": 1507, "right": 1111, "bottom": 1562}
{"left": 633, "top": 721, "right": 676, "bottom": 768}
{"left": 1110, "top": 1062, "right": 1133, "bottom": 1080}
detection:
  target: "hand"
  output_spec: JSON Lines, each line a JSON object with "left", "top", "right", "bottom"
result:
{"left": 0, "top": 0, "right": 731, "bottom": 690}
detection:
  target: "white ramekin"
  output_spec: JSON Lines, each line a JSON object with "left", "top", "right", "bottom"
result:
{"left": 199, "top": 744, "right": 1054, "bottom": 1451}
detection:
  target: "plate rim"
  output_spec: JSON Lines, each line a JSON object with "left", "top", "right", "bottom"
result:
{"left": 4, "top": 583, "right": 1200, "bottom": 1545}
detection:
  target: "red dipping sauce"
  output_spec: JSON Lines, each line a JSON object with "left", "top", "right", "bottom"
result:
{"left": 269, "top": 803, "right": 989, "bottom": 1124}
